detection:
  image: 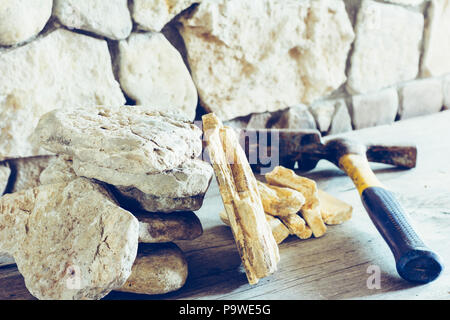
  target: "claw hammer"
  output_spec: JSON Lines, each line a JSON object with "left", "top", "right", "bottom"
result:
{"left": 240, "top": 128, "right": 444, "bottom": 283}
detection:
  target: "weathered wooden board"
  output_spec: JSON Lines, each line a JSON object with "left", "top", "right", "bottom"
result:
{"left": 1, "top": 111, "right": 450, "bottom": 300}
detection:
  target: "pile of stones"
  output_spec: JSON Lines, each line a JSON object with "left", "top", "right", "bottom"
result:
{"left": 0, "top": 105, "right": 213, "bottom": 300}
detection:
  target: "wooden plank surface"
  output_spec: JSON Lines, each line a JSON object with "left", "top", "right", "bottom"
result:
{"left": 1, "top": 111, "right": 450, "bottom": 300}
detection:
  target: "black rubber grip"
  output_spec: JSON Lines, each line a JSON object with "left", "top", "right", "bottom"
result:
{"left": 361, "top": 187, "right": 443, "bottom": 283}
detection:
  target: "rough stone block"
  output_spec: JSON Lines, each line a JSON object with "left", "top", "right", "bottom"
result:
{"left": 34, "top": 105, "right": 203, "bottom": 189}
{"left": 53, "top": 0, "right": 133, "bottom": 40}
{"left": 0, "top": 178, "right": 139, "bottom": 300}
{"left": 272, "top": 105, "right": 316, "bottom": 130}
{"left": 347, "top": 0, "right": 424, "bottom": 94}
{"left": 350, "top": 88, "right": 398, "bottom": 130}
{"left": 119, "top": 243, "right": 188, "bottom": 295}
{"left": 132, "top": 0, "right": 199, "bottom": 32}
{"left": 179, "top": 0, "right": 354, "bottom": 120}
{"left": 0, "top": 29, "right": 125, "bottom": 160}
{"left": 422, "top": 0, "right": 450, "bottom": 77}
{"left": 0, "top": 0, "right": 52, "bottom": 46}
{"left": 137, "top": 212, "right": 203, "bottom": 243}
{"left": 398, "top": 78, "right": 443, "bottom": 119}
{"left": 118, "top": 32, "right": 198, "bottom": 120}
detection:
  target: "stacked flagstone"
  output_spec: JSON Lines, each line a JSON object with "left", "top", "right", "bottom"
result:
{"left": 0, "top": 105, "right": 213, "bottom": 299}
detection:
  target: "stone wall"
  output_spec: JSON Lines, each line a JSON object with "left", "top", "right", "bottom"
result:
{"left": 0, "top": 0, "right": 449, "bottom": 166}
{"left": 229, "top": 0, "right": 450, "bottom": 134}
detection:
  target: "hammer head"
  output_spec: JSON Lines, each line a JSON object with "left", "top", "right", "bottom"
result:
{"left": 240, "top": 129, "right": 417, "bottom": 173}
{"left": 239, "top": 129, "right": 323, "bottom": 173}
{"left": 321, "top": 138, "right": 417, "bottom": 170}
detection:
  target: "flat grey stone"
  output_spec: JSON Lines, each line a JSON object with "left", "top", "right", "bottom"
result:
{"left": 272, "top": 105, "right": 317, "bottom": 130}
{"left": 137, "top": 211, "right": 203, "bottom": 243}
{"left": 350, "top": 88, "right": 398, "bottom": 130}
{"left": 34, "top": 105, "right": 203, "bottom": 190}
{"left": 398, "top": 78, "right": 443, "bottom": 119}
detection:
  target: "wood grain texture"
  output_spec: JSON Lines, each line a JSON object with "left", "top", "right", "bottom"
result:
{"left": 202, "top": 114, "right": 279, "bottom": 285}
{"left": 1, "top": 111, "right": 450, "bottom": 300}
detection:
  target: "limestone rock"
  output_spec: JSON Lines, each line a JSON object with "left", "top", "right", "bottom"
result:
{"left": 132, "top": 0, "right": 199, "bottom": 32}
{"left": 272, "top": 105, "right": 317, "bottom": 130}
{"left": 93, "top": 157, "right": 211, "bottom": 199}
{"left": 350, "top": 88, "right": 398, "bottom": 130}
{"left": 40, "top": 155, "right": 208, "bottom": 213}
{"left": 0, "top": 178, "right": 139, "bottom": 300}
{"left": 137, "top": 211, "right": 202, "bottom": 243}
{"left": 53, "top": 0, "right": 132, "bottom": 40}
{"left": 119, "top": 243, "right": 188, "bottom": 295}
{"left": 398, "top": 78, "right": 443, "bottom": 120}
{"left": 257, "top": 181, "right": 305, "bottom": 217}
{"left": 328, "top": 100, "right": 353, "bottom": 135}
{"left": 0, "top": 29, "right": 125, "bottom": 160}
{"left": 115, "top": 186, "right": 208, "bottom": 213}
{"left": 0, "top": 0, "right": 52, "bottom": 46}
{"left": 34, "top": 105, "right": 203, "bottom": 185}
{"left": 118, "top": 32, "right": 198, "bottom": 121}
{"left": 179, "top": 0, "right": 354, "bottom": 120}
{"left": 39, "top": 156, "right": 77, "bottom": 185}
{"left": 7, "top": 156, "right": 53, "bottom": 193}
{"left": 347, "top": 0, "right": 424, "bottom": 94}
{"left": 266, "top": 166, "right": 327, "bottom": 238}
{"left": 0, "top": 164, "right": 10, "bottom": 195}
{"left": 422, "top": 0, "right": 450, "bottom": 77}
{"left": 38, "top": 153, "right": 213, "bottom": 213}
{"left": 443, "top": 75, "right": 450, "bottom": 110}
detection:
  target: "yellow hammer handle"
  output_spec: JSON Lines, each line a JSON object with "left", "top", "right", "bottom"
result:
{"left": 337, "top": 153, "right": 443, "bottom": 283}
{"left": 339, "top": 154, "right": 384, "bottom": 195}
